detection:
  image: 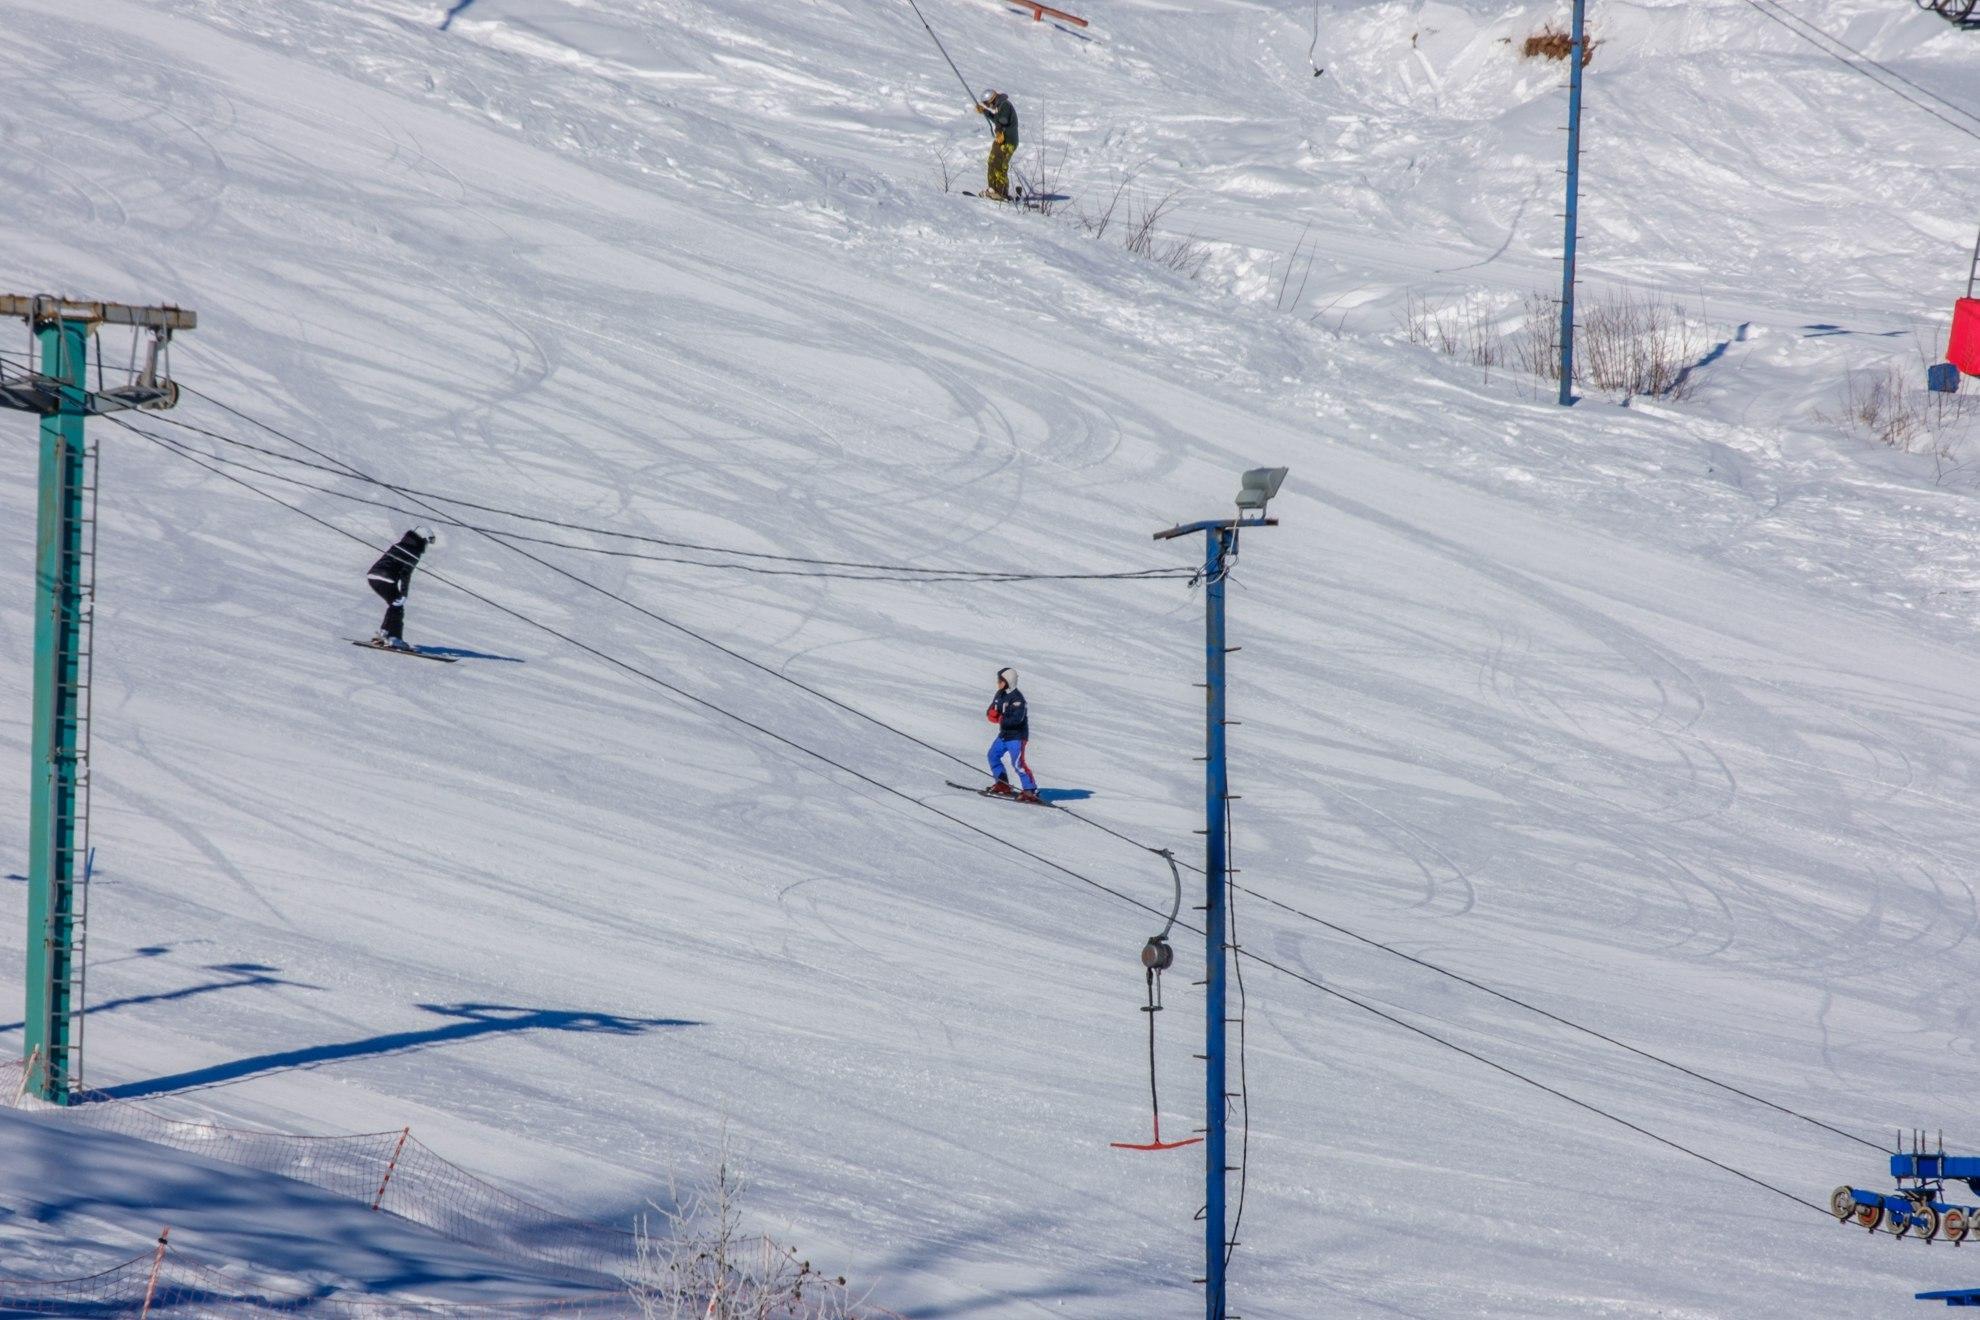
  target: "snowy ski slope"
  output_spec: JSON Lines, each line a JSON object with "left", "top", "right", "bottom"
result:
{"left": 2, "top": 0, "right": 1980, "bottom": 1312}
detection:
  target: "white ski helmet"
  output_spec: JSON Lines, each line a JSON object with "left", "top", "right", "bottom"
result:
{"left": 997, "top": 667, "right": 1018, "bottom": 688}
{"left": 414, "top": 525, "right": 439, "bottom": 547}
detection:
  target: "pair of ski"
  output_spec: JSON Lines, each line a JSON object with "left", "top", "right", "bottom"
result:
{"left": 960, "top": 190, "right": 1070, "bottom": 208}
{"left": 348, "top": 638, "right": 457, "bottom": 663}
{"left": 946, "top": 780, "right": 1053, "bottom": 808}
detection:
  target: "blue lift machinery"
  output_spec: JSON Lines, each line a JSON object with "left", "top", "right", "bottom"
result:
{"left": 1832, "top": 1133, "right": 1980, "bottom": 1306}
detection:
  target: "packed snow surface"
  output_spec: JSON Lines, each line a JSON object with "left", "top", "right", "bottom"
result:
{"left": 2, "top": 0, "right": 1980, "bottom": 1313}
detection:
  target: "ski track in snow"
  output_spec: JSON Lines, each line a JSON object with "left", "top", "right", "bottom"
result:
{"left": 0, "top": 0, "right": 1977, "bottom": 1313}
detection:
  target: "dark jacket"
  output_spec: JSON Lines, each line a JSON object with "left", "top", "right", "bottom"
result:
{"left": 981, "top": 96, "right": 1018, "bottom": 148}
{"left": 987, "top": 687, "right": 1029, "bottom": 741}
{"left": 367, "top": 530, "right": 430, "bottom": 591}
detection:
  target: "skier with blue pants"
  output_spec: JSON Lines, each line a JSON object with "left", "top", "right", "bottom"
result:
{"left": 986, "top": 667, "right": 1041, "bottom": 803}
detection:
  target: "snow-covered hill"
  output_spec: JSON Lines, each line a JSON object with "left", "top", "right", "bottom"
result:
{"left": 2, "top": 0, "right": 1979, "bottom": 1313}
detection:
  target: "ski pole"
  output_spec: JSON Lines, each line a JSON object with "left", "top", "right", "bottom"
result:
{"left": 903, "top": 0, "right": 983, "bottom": 115}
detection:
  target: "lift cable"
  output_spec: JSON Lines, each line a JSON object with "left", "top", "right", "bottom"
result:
{"left": 141, "top": 428, "right": 1187, "bottom": 585}
{"left": 119, "top": 378, "right": 1885, "bottom": 1162}
{"left": 115, "top": 412, "right": 1833, "bottom": 1226}
{"left": 1738, "top": 0, "right": 1980, "bottom": 144}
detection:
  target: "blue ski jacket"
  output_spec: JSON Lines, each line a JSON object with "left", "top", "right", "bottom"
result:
{"left": 987, "top": 687, "right": 1029, "bottom": 741}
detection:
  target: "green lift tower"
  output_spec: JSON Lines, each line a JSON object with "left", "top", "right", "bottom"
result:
{"left": 0, "top": 294, "right": 195, "bottom": 1104}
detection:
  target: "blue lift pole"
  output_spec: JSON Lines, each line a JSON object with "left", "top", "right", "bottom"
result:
{"left": 1155, "top": 470, "right": 1283, "bottom": 1320}
{"left": 1202, "top": 524, "right": 1233, "bottom": 1320}
{"left": 1558, "top": 0, "right": 1586, "bottom": 405}
{"left": 23, "top": 314, "right": 90, "bottom": 1105}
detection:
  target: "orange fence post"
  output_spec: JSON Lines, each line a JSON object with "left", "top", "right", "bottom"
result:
{"left": 139, "top": 1227, "right": 170, "bottom": 1318}
{"left": 371, "top": 1126, "right": 410, "bottom": 1211}
{"left": 996, "top": 0, "right": 1089, "bottom": 28}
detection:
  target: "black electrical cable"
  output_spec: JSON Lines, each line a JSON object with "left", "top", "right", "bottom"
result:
{"left": 111, "top": 413, "right": 1179, "bottom": 923}
{"left": 141, "top": 374, "right": 1886, "bottom": 1159}
{"left": 1738, "top": 0, "right": 1980, "bottom": 144}
{"left": 903, "top": 0, "right": 984, "bottom": 110}
{"left": 1223, "top": 794, "right": 1251, "bottom": 1271}
{"left": 116, "top": 413, "right": 1834, "bottom": 1228}
{"left": 1226, "top": 881, "right": 1890, "bottom": 1154}
{"left": 140, "top": 401, "right": 1186, "bottom": 583}
{"left": 1241, "top": 939, "right": 1834, "bottom": 1216}
{"left": 128, "top": 374, "right": 1220, "bottom": 853}
{"left": 141, "top": 427, "right": 1189, "bottom": 585}
{"left": 0, "top": 349, "right": 1132, "bottom": 582}
{"left": 1755, "top": 0, "right": 1980, "bottom": 126}
{"left": 123, "top": 395, "right": 1163, "bottom": 787}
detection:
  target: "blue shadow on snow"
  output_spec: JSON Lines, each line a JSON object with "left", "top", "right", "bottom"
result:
{"left": 1667, "top": 322, "right": 1748, "bottom": 397}
{"left": 95, "top": 1002, "right": 699, "bottom": 1100}
{"left": 440, "top": 0, "right": 476, "bottom": 30}
{"left": 0, "top": 964, "right": 318, "bottom": 1038}
{"left": 1037, "top": 787, "right": 1092, "bottom": 804}
{"left": 418, "top": 644, "right": 526, "bottom": 662}
{"left": 1800, "top": 323, "right": 1905, "bottom": 339}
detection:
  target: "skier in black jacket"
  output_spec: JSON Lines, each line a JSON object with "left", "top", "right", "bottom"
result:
{"left": 366, "top": 527, "right": 436, "bottom": 649}
{"left": 985, "top": 666, "right": 1040, "bottom": 802}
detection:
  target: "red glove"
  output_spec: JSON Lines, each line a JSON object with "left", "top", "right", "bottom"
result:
{"left": 986, "top": 703, "right": 1001, "bottom": 724}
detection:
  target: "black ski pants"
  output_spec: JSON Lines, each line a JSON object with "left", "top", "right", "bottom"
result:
{"left": 369, "top": 575, "right": 408, "bottom": 640}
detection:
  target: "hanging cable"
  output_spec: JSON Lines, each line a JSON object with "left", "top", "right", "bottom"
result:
{"left": 115, "top": 411, "right": 1837, "bottom": 1226}
{"left": 107, "top": 394, "right": 1190, "bottom": 583}
{"left": 115, "top": 396, "right": 1173, "bottom": 792}
{"left": 903, "top": 0, "right": 985, "bottom": 108}
{"left": 140, "top": 426, "right": 1189, "bottom": 585}
{"left": 0, "top": 355, "right": 1185, "bottom": 583}
{"left": 1113, "top": 850, "right": 1199, "bottom": 1151}
{"left": 110, "top": 412, "right": 1177, "bottom": 919}
{"left": 130, "top": 376, "right": 1887, "bottom": 1157}
{"left": 1223, "top": 795, "right": 1251, "bottom": 1269}
{"left": 1225, "top": 880, "right": 1889, "bottom": 1152}
{"left": 112, "top": 370, "right": 1890, "bottom": 1166}
{"left": 1737, "top": 0, "right": 1980, "bottom": 144}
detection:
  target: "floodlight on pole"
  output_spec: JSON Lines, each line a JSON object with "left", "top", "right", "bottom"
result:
{"left": 1152, "top": 465, "right": 1287, "bottom": 1320}
{"left": 1235, "top": 466, "right": 1287, "bottom": 514}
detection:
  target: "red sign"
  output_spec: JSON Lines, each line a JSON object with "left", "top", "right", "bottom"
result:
{"left": 1950, "top": 298, "right": 1980, "bottom": 375}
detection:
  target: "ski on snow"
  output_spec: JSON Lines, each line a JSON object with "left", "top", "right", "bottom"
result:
{"left": 348, "top": 639, "right": 458, "bottom": 663}
{"left": 945, "top": 779, "right": 1053, "bottom": 807}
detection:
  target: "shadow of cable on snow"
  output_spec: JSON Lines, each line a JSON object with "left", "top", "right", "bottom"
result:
{"left": 439, "top": 0, "right": 476, "bottom": 30}
{"left": 95, "top": 1002, "right": 700, "bottom": 1100}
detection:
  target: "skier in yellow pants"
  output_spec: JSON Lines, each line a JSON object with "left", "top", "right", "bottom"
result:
{"left": 976, "top": 90, "right": 1018, "bottom": 201}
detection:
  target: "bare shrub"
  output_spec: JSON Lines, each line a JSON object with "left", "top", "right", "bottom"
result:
{"left": 1402, "top": 291, "right": 1511, "bottom": 381}
{"left": 1830, "top": 363, "right": 1978, "bottom": 470}
{"left": 931, "top": 145, "right": 957, "bottom": 195}
{"left": 1017, "top": 143, "right": 1068, "bottom": 216}
{"left": 1408, "top": 287, "right": 1706, "bottom": 398}
{"left": 625, "top": 1138, "right": 870, "bottom": 1319}
{"left": 1274, "top": 222, "right": 1318, "bottom": 314}
{"left": 1522, "top": 23, "right": 1599, "bottom": 66}
{"left": 1077, "top": 174, "right": 1209, "bottom": 278}
{"left": 1837, "top": 363, "right": 1924, "bottom": 451}
{"left": 1573, "top": 291, "right": 1705, "bottom": 398}
{"left": 1512, "top": 290, "right": 1563, "bottom": 380}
